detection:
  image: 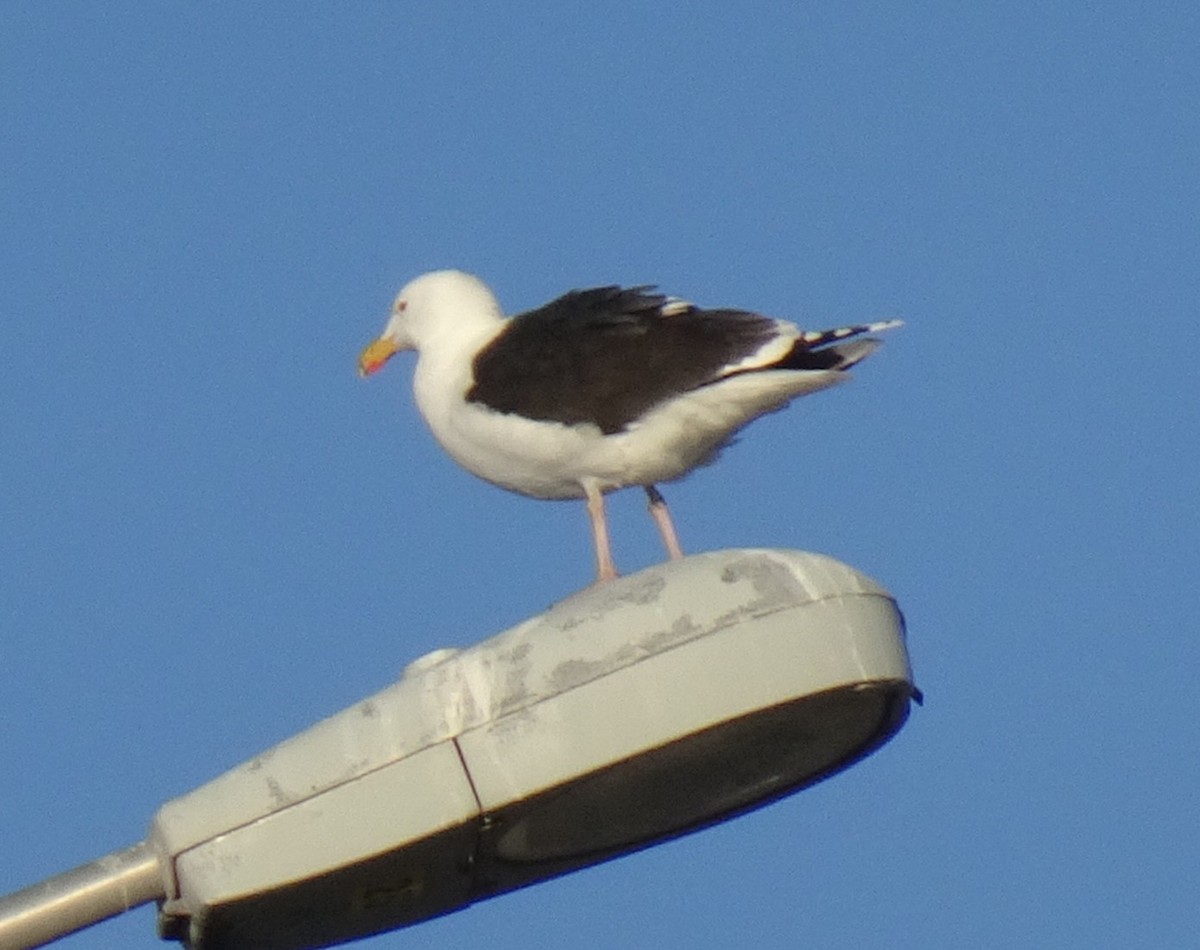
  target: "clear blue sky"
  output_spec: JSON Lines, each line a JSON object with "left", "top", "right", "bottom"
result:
{"left": 3, "top": 3, "right": 1197, "bottom": 947}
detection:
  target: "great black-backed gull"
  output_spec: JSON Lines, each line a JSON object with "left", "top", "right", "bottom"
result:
{"left": 359, "top": 270, "right": 900, "bottom": 582}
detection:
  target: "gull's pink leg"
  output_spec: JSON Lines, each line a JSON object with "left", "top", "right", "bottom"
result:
{"left": 584, "top": 482, "right": 619, "bottom": 582}
{"left": 645, "top": 485, "right": 684, "bottom": 560}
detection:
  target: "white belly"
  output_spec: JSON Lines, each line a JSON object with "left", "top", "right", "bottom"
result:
{"left": 413, "top": 361, "right": 845, "bottom": 501}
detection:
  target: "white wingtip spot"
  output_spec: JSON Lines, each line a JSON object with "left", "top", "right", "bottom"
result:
{"left": 867, "top": 318, "right": 904, "bottom": 333}
{"left": 660, "top": 297, "right": 693, "bottom": 317}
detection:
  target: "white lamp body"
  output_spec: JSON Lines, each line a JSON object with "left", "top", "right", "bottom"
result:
{"left": 150, "top": 549, "right": 917, "bottom": 950}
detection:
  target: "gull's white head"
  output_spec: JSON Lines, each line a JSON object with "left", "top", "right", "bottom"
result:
{"left": 358, "top": 270, "right": 502, "bottom": 377}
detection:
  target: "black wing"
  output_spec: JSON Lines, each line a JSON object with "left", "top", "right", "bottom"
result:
{"left": 467, "top": 286, "right": 782, "bottom": 434}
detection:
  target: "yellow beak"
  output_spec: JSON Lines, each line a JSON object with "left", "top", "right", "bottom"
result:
{"left": 358, "top": 336, "right": 401, "bottom": 377}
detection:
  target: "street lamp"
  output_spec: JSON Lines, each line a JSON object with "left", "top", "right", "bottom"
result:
{"left": 0, "top": 548, "right": 919, "bottom": 950}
